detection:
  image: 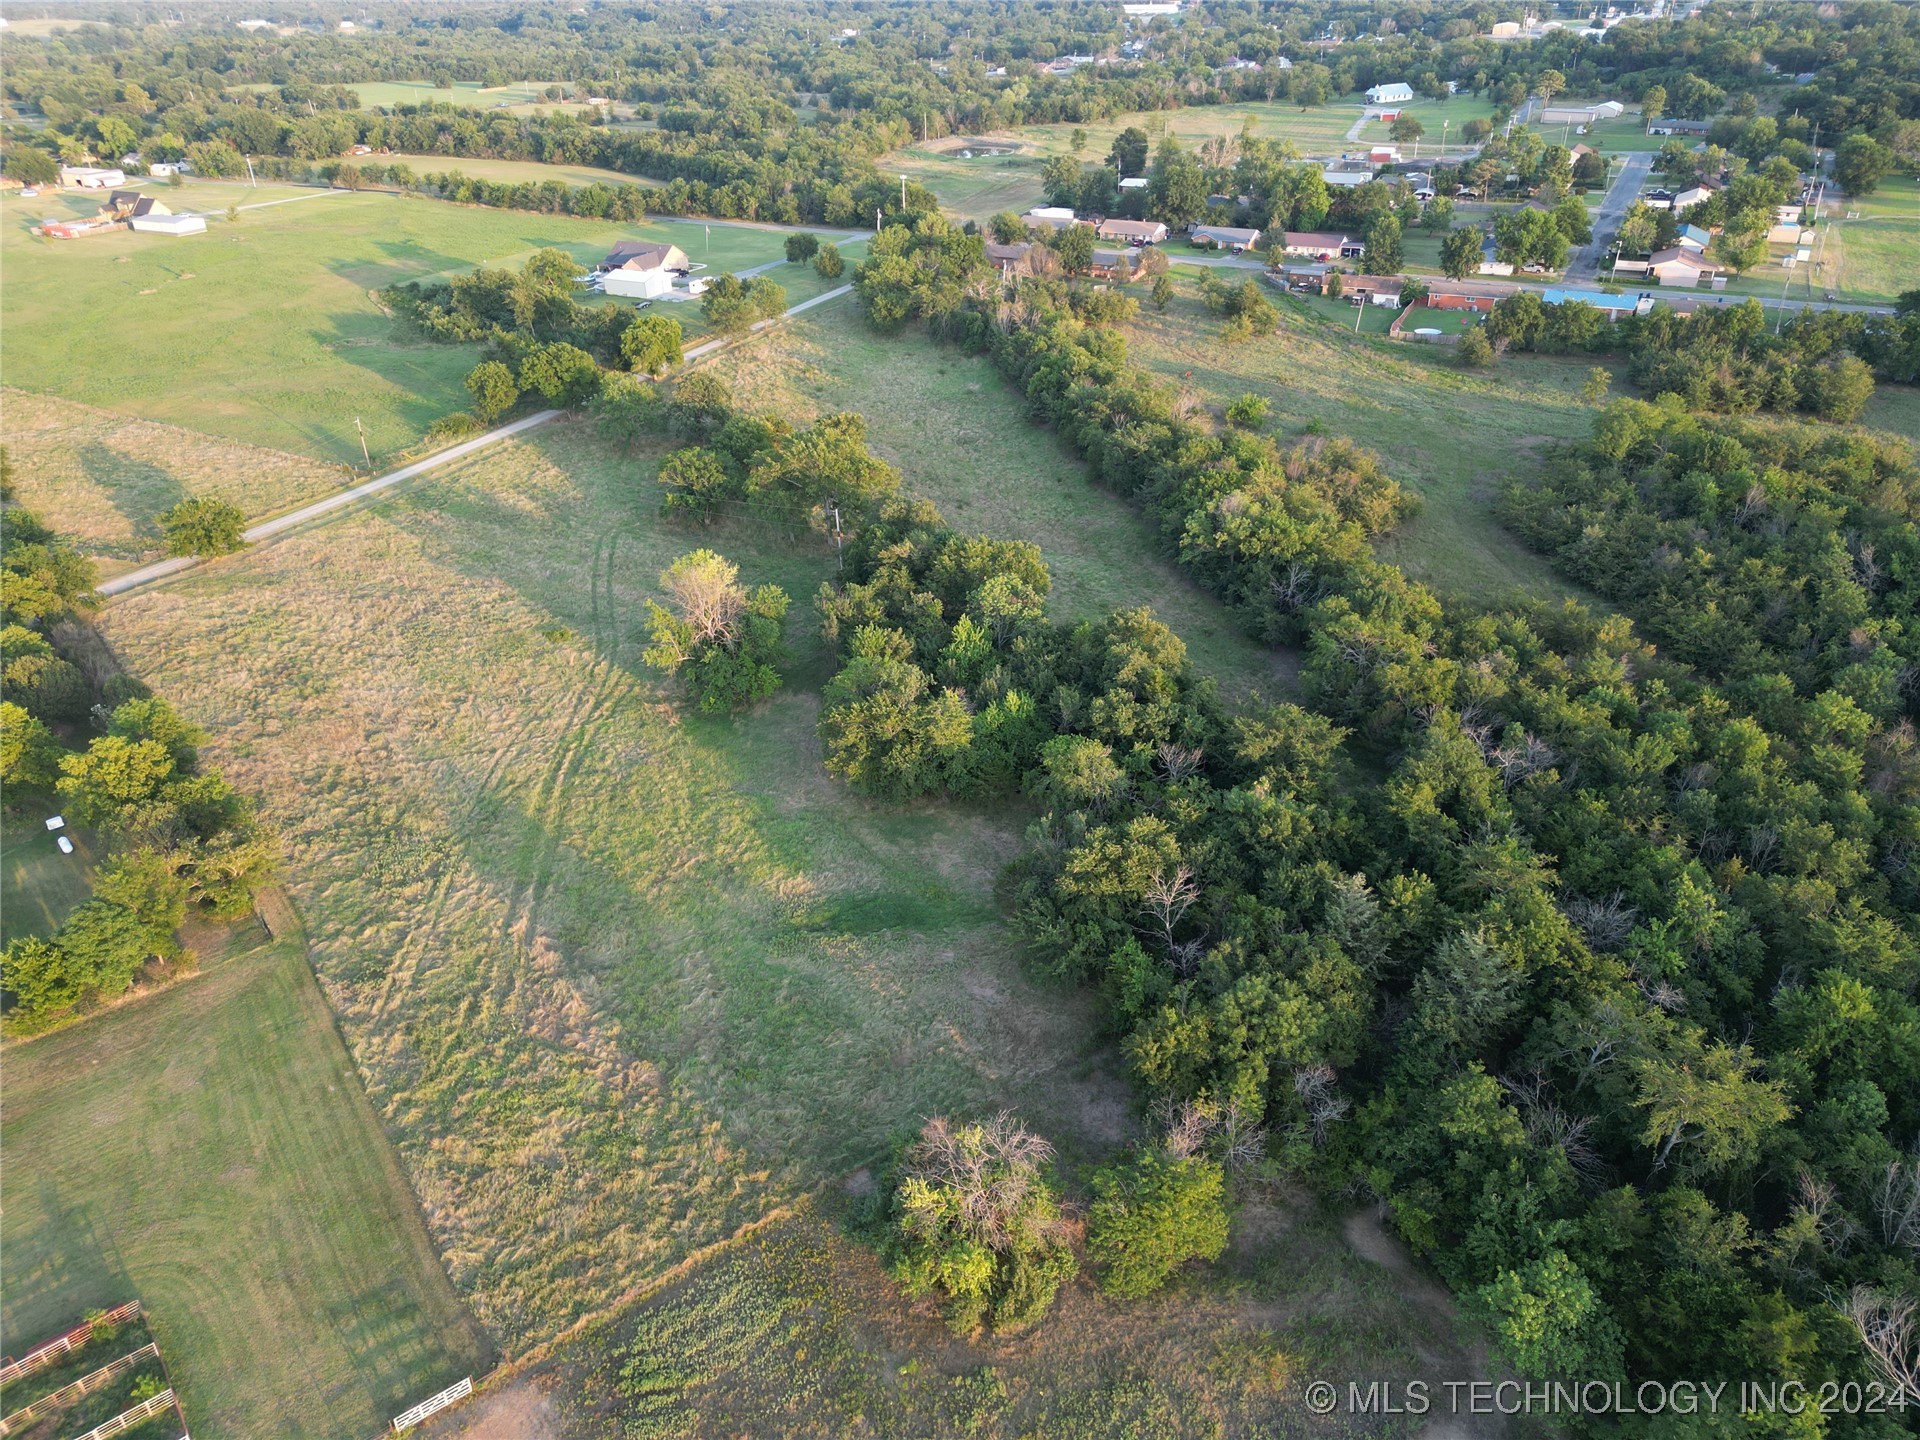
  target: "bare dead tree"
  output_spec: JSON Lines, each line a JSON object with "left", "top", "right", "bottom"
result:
{"left": 1841, "top": 1287, "right": 1920, "bottom": 1404}
{"left": 1871, "top": 1159, "right": 1920, "bottom": 1255}
{"left": 1557, "top": 998, "right": 1630, "bottom": 1093}
{"left": 1139, "top": 865, "right": 1201, "bottom": 959}
{"left": 1155, "top": 1096, "right": 1214, "bottom": 1160}
{"left": 1563, "top": 891, "right": 1639, "bottom": 952}
{"left": 1151, "top": 1094, "right": 1269, "bottom": 1169}
{"left": 904, "top": 1112, "right": 1055, "bottom": 1249}
{"left": 1292, "top": 1065, "right": 1350, "bottom": 1147}
{"left": 1154, "top": 742, "right": 1204, "bottom": 783}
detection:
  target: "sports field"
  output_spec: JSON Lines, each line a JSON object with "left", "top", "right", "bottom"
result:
{"left": 2, "top": 908, "right": 491, "bottom": 1440}
{"left": 695, "top": 300, "right": 1288, "bottom": 698}
{"left": 1122, "top": 274, "right": 1599, "bottom": 604}
{"left": 0, "top": 191, "right": 809, "bottom": 466}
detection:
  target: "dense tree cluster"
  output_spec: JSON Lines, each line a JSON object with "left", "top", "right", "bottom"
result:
{"left": 1502, "top": 397, "right": 1919, "bottom": 709}
{"left": 833, "top": 249, "right": 1920, "bottom": 1404}
{"left": 2, "top": 498, "right": 271, "bottom": 1032}
{"left": 640, "top": 550, "right": 790, "bottom": 714}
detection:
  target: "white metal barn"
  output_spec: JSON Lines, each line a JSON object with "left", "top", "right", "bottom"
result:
{"left": 1365, "top": 82, "right": 1414, "bottom": 105}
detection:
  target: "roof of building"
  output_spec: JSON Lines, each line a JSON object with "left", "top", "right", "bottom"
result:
{"left": 1191, "top": 225, "right": 1262, "bottom": 244}
{"left": 1678, "top": 224, "right": 1711, "bottom": 243}
{"left": 1343, "top": 274, "right": 1404, "bottom": 292}
{"left": 1543, "top": 287, "right": 1641, "bottom": 310}
{"left": 602, "top": 240, "right": 688, "bottom": 271}
{"left": 984, "top": 240, "right": 1035, "bottom": 268}
{"left": 1649, "top": 246, "right": 1715, "bottom": 269}
{"left": 1282, "top": 230, "right": 1358, "bottom": 250}
{"left": 1097, "top": 218, "right": 1166, "bottom": 237}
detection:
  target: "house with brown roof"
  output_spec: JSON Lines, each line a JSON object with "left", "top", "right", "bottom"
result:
{"left": 1646, "top": 246, "right": 1720, "bottom": 286}
{"left": 984, "top": 240, "right": 1038, "bottom": 276}
{"left": 597, "top": 240, "right": 690, "bottom": 274}
{"left": 1280, "top": 230, "right": 1365, "bottom": 259}
{"left": 1190, "top": 224, "right": 1262, "bottom": 252}
{"left": 1088, "top": 248, "right": 1143, "bottom": 281}
{"left": 1095, "top": 217, "right": 1168, "bottom": 245}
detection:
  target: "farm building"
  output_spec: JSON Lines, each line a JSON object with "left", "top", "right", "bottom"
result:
{"left": 60, "top": 166, "right": 126, "bottom": 189}
{"left": 1321, "top": 165, "right": 1375, "bottom": 189}
{"left": 597, "top": 241, "right": 692, "bottom": 298}
{"left": 1118, "top": 176, "right": 1149, "bottom": 191}
{"left": 1190, "top": 224, "right": 1262, "bottom": 252}
{"left": 1095, "top": 218, "right": 1168, "bottom": 245}
{"left": 1542, "top": 287, "right": 1653, "bottom": 317}
{"left": 1541, "top": 100, "right": 1625, "bottom": 125}
{"left": 1646, "top": 118, "right": 1712, "bottom": 137}
{"left": 130, "top": 213, "right": 207, "bottom": 235}
{"left": 1280, "top": 230, "right": 1365, "bottom": 259}
{"left": 1366, "top": 81, "right": 1414, "bottom": 105}
{"left": 100, "top": 191, "right": 170, "bottom": 221}
{"left": 1027, "top": 206, "right": 1076, "bottom": 222}
{"left": 1368, "top": 145, "right": 1402, "bottom": 165}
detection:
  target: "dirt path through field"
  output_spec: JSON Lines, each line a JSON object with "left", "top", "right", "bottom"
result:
{"left": 1343, "top": 1206, "right": 1510, "bottom": 1439}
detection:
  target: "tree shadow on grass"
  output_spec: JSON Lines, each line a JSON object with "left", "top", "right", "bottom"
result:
{"left": 74, "top": 441, "right": 190, "bottom": 555}
{"left": 0, "top": 1181, "right": 136, "bottom": 1350}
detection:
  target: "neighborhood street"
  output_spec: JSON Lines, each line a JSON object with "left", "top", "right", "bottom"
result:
{"left": 1567, "top": 151, "right": 1654, "bottom": 280}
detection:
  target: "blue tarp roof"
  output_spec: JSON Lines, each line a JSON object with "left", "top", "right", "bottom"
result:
{"left": 1543, "top": 288, "right": 1641, "bottom": 311}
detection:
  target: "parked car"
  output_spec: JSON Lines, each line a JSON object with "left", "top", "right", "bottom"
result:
{"left": 1522, "top": 262, "right": 1550, "bottom": 273}
{"left": 19, "top": 187, "right": 39, "bottom": 198}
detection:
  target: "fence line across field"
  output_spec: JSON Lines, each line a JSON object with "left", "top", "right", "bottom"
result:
{"left": 0, "top": 1342, "right": 160, "bottom": 1435}
{"left": 68, "top": 1388, "right": 176, "bottom": 1440}
{"left": 0, "top": 1302, "right": 143, "bottom": 1385}
{"left": 391, "top": 1375, "right": 473, "bottom": 1431}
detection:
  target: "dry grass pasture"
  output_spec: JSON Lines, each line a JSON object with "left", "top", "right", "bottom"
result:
{"left": 95, "top": 419, "right": 1124, "bottom": 1355}
{"left": 1122, "top": 276, "right": 1600, "bottom": 605}
{"left": 694, "top": 300, "right": 1290, "bottom": 699}
{"left": 0, "top": 388, "right": 352, "bottom": 572}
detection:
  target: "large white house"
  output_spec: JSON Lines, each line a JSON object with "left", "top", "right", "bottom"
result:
{"left": 1365, "top": 81, "right": 1414, "bottom": 105}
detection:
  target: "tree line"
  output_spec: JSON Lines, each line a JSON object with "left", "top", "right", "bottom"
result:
{"left": 814, "top": 214, "right": 1920, "bottom": 1409}
{"left": 1, "top": 481, "right": 273, "bottom": 1036}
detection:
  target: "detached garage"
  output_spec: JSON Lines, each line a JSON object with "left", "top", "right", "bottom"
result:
{"left": 130, "top": 213, "right": 207, "bottom": 235}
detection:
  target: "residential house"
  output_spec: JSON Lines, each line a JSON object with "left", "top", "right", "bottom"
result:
{"left": 1118, "top": 176, "right": 1150, "bottom": 191}
{"left": 1423, "top": 281, "right": 1507, "bottom": 313}
{"left": 1646, "top": 246, "right": 1720, "bottom": 286}
{"left": 100, "top": 190, "right": 169, "bottom": 221}
{"left": 1645, "top": 118, "right": 1712, "bottom": 137}
{"left": 1542, "top": 286, "right": 1653, "bottom": 317}
{"left": 1275, "top": 261, "right": 1332, "bottom": 293}
{"left": 1280, "top": 230, "right": 1364, "bottom": 259}
{"left": 1027, "top": 206, "right": 1075, "bottom": 222}
{"left": 1365, "top": 81, "right": 1414, "bottom": 105}
{"left": 1095, "top": 218, "right": 1168, "bottom": 245}
{"left": 1403, "top": 171, "right": 1435, "bottom": 199}
{"left": 1671, "top": 179, "right": 1721, "bottom": 211}
{"left": 1675, "top": 223, "right": 1711, "bottom": 252}
{"left": 984, "top": 241, "right": 1037, "bottom": 276}
{"left": 1321, "top": 165, "right": 1376, "bottom": 189}
{"left": 1343, "top": 275, "right": 1405, "bottom": 306}
{"left": 1190, "top": 224, "right": 1262, "bottom": 252}
{"left": 1088, "top": 249, "right": 1142, "bottom": 281}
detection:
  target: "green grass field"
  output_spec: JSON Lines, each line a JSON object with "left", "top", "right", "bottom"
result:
{"left": 371, "top": 152, "right": 665, "bottom": 189}
{"left": 0, "top": 191, "right": 813, "bottom": 466}
{"left": 0, "top": 813, "right": 96, "bottom": 944}
{"left": 343, "top": 79, "right": 597, "bottom": 114}
{"left": 881, "top": 145, "right": 1048, "bottom": 223}
{"left": 94, "top": 419, "right": 1127, "bottom": 1355}
{"left": 696, "top": 300, "right": 1289, "bottom": 699}
{"left": 1821, "top": 178, "right": 1919, "bottom": 305}
{"left": 1123, "top": 275, "right": 1599, "bottom": 605}
{"left": 2, "top": 911, "right": 491, "bottom": 1440}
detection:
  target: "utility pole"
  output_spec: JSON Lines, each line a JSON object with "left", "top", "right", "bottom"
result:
{"left": 875, "top": 206, "right": 882, "bottom": 233}
{"left": 901, "top": 173, "right": 907, "bottom": 210}
{"left": 828, "top": 501, "right": 843, "bottom": 570}
{"left": 354, "top": 416, "right": 371, "bottom": 468}
{"left": 244, "top": 153, "right": 257, "bottom": 187}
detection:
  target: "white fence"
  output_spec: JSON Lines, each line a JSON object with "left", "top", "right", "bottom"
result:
{"left": 391, "top": 1376, "right": 473, "bottom": 1432}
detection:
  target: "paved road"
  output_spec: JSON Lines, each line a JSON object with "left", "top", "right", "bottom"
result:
{"left": 1567, "top": 151, "right": 1653, "bottom": 281}
{"left": 682, "top": 283, "right": 854, "bottom": 361}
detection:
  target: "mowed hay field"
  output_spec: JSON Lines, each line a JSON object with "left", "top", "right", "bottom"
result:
{"left": 1122, "top": 277, "right": 1599, "bottom": 604}
{"left": 695, "top": 301, "right": 1289, "bottom": 699}
{"left": 1822, "top": 177, "right": 1920, "bottom": 306}
{"left": 2, "top": 914, "right": 490, "bottom": 1440}
{"left": 369, "top": 152, "right": 665, "bottom": 189}
{"left": 95, "top": 419, "right": 1124, "bottom": 1355}
{"left": 1, "top": 389, "right": 352, "bottom": 572}
{"left": 0, "top": 190, "right": 800, "bottom": 466}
